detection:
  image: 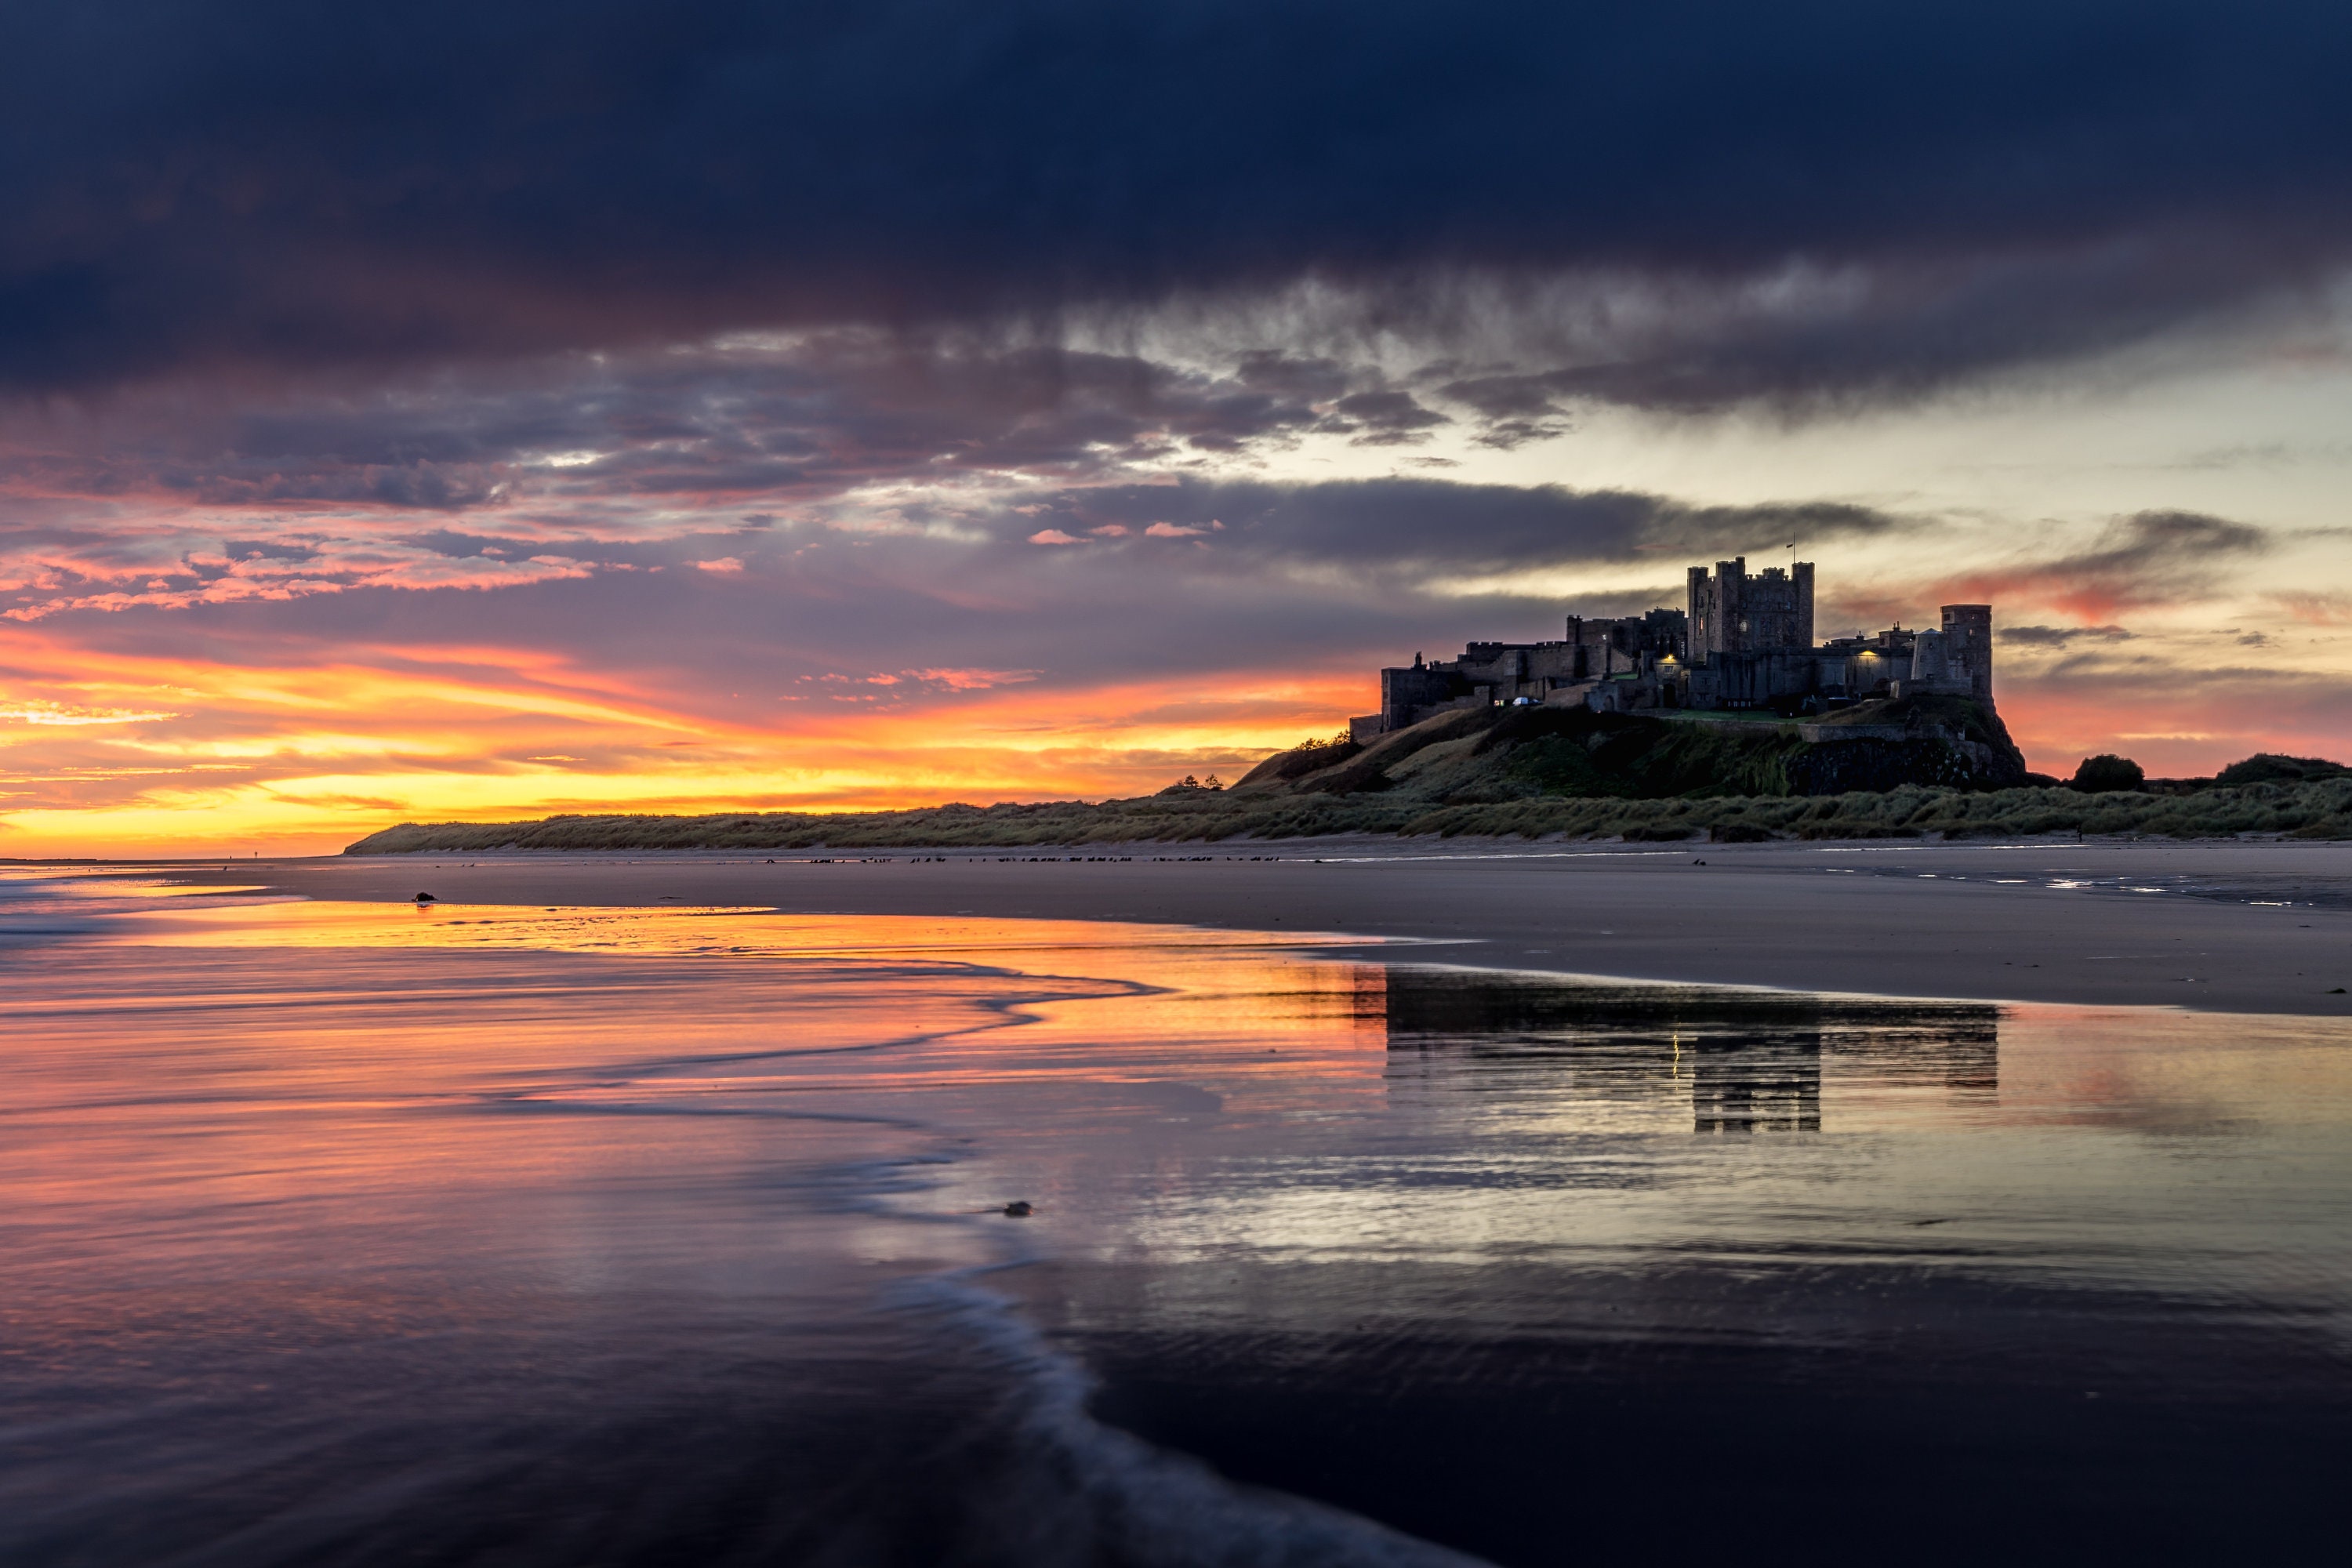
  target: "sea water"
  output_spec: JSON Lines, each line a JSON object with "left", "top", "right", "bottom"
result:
{"left": 2, "top": 873, "right": 2347, "bottom": 1566}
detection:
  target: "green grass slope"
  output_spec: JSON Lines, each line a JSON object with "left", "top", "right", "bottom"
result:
{"left": 1239, "top": 693, "right": 2026, "bottom": 804}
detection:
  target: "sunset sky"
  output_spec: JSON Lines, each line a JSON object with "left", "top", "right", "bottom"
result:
{"left": 4, "top": 2, "right": 2350, "bottom": 855}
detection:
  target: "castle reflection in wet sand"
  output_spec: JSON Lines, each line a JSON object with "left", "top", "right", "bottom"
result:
{"left": 1382, "top": 968, "right": 2002, "bottom": 1133}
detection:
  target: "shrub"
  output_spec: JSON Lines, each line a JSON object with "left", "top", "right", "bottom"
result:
{"left": 2216, "top": 753, "right": 2350, "bottom": 786}
{"left": 2071, "top": 754, "right": 2145, "bottom": 793}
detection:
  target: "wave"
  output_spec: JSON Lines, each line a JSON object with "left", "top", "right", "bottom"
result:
{"left": 0, "top": 873, "right": 113, "bottom": 946}
{"left": 895, "top": 1270, "right": 1490, "bottom": 1568}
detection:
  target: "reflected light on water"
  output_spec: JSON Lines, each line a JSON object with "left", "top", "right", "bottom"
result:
{"left": 3, "top": 885, "right": 2350, "bottom": 1566}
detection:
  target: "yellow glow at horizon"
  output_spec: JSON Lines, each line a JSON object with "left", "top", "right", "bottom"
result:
{"left": 0, "top": 659, "right": 1372, "bottom": 854}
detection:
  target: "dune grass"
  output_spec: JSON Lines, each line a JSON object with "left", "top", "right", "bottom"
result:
{"left": 347, "top": 775, "right": 2352, "bottom": 853}
{"left": 346, "top": 711, "right": 2351, "bottom": 854}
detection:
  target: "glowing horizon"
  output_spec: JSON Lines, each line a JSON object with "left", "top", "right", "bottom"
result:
{"left": 4, "top": 564, "right": 2343, "bottom": 858}
{"left": 5, "top": 472, "right": 2349, "bottom": 858}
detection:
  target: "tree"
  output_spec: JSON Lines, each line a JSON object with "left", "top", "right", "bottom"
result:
{"left": 2071, "top": 754, "right": 2144, "bottom": 793}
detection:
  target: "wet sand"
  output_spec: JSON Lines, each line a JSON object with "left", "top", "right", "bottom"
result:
{"left": 151, "top": 837, "right": 2352, "bottom": 1016}
{"left": 16, "top": 890, "right": 2352, "bottom": 1565}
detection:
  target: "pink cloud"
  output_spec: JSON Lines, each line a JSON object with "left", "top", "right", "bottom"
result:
{"left": 2270, "top": 590, "right": 2352, "bottom": 626}
{"left": 905, "top": 666, "right": 1040, "bottom": 691}
{"left": 1028, "top": 528, "right": 1080, "bottom": 544}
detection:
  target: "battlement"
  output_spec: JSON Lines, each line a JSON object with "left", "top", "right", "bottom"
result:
{"left": 1689, "top": 557, "right": 1813, "bottom": 658}
{"left": 1352, "top": 562, "right": 1994, "bottom": 735}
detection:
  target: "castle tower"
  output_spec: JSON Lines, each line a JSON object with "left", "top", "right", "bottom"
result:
{"left": 1688, "top": 563, "right": 1726, "bottom": 657}
{"left": 1910, "top": 630, "right": 1947, "bottom": 687}
{"left": 1686, "top": 557, "right": 1813, "bottom": 659}
{"left": 1939, "top": 604, "right": 1993, "bottom": 698}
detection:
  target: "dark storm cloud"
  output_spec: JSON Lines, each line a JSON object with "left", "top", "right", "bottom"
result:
{"left": 2, "top": 2, "right": 2349, "bottom": 401}
{"left": 2060, "top": 510, "right": 2270, "bottom": 573}
{"left": 993, "top": 477, "right": 1906, "bottom": 577}
{"left": 1956, "top": 509, "right": 2274, "bottom": 619}
{"left": 1316, "top": 392, "right": 1451, "bottom": 446}
{"left": 1998, "top": 624, "right": 2135, "bottom": 648}
{"left": 0, "top": 461, "right": 1908, "bottom": 673}
{"left": 2017, "top": 508, "right": 2268, "bottom": 583}
{"left": 0, "top": 336, "right": 1357, "bottom": 513}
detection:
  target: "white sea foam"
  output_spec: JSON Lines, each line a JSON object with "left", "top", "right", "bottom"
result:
{"left": 900, "top": 1271, "right": 1492, "bottom": 1568}
{"left": 0, "top": 873, "right": 108, "bottom": 944}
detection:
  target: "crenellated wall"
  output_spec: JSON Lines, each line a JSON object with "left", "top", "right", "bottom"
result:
{"left": 1352, "top": 565, "right": 1994, "bottom": 735}
{"left": 1689, "top": 557, "right": 1813, "bottom": 658}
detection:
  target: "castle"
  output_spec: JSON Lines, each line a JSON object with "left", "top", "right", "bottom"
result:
{"left": 1355, "top": 558, "right": 1992, "bottom": 739}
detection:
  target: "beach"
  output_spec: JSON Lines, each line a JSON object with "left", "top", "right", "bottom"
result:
{"left": 165, "top": 836, "right": 2352, "bottom": 1016}
{"left": 9, "top": 851, "right": 2352, "bottom": 1564}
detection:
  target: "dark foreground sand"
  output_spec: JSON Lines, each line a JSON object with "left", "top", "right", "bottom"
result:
{"left": 141, "top": 836, "right": 2352, "bottom": 1016}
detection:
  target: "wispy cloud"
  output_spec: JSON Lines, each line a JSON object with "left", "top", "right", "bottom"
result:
{"left": 1950, "top": 510, "right": 2273, "bottom": 622}
{"left": 0, "top": 699, "right": 177, "bottom": 727}
{"left": 1998, "top": 623, "right": 2136, "bottom": 648}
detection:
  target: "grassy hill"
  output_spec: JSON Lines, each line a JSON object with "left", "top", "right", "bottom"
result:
{"left": 1240, "top": 692, "right": 2028, "bottom": 800}
{"left": 345, "top": 699, "right": 2352, "bottom": 852}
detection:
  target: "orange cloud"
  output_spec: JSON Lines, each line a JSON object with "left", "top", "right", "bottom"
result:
{"left": 0, "top": 618, "right": 1368, "bottom": 856}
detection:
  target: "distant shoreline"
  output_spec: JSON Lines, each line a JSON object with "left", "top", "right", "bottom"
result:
{"left": 343, "top": 775, "right": 2352, "bottom": 855}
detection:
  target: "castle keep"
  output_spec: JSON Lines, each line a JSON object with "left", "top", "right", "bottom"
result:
{"left": 1355, "top": 558, "right": 1992, "bottom": 739}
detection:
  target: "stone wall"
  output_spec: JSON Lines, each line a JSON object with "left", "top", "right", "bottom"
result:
{"left": 1355, "top": 564, "right": 1994, "bottom": 735}
{"left": 1688, "top": 557, "right": 1813, "bottom": 658}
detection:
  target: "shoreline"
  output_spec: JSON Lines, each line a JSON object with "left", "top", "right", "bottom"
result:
{"left": 330, "top": 754, "right": 2352, "bottom": 858}
{"left": 115, "top": 836, "right": 2352, "bottom": 1018}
